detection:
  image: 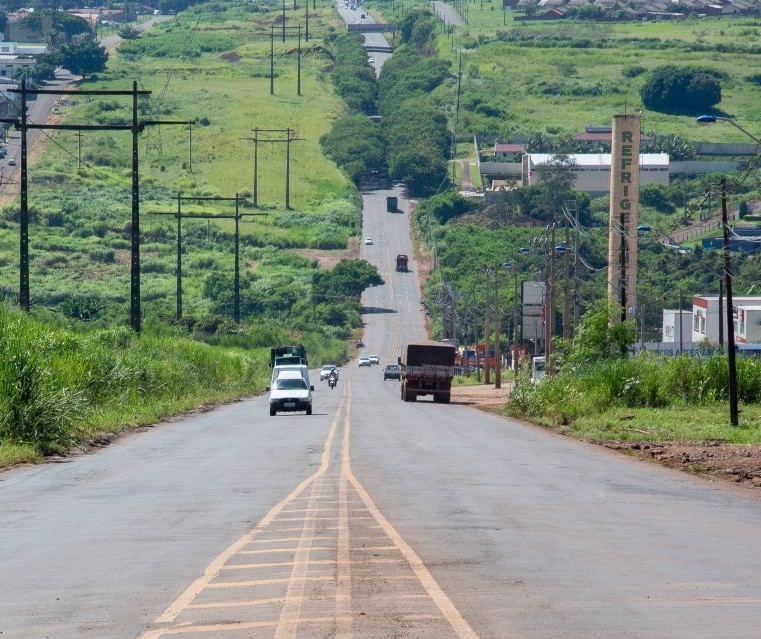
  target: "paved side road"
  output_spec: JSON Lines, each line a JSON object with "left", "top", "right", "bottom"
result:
{"left": 431, "top": 0, "right": 463, "bottom": 25}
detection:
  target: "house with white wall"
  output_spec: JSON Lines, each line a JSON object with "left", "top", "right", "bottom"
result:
{"left": 690, "top": 295, "right": 761, "bottom": 345}
{"left": 662, "top": 308, "right": 693, "bottom": 347}
{"left": 522, "top": 153, "right": 669, "bottom": 193}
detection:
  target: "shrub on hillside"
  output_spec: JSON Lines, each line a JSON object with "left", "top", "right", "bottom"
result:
{"left": 640, "top": 65, "right": 722, "bottom": 112}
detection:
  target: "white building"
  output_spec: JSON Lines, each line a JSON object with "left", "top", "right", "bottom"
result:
{"left": 691, "top": 295, "right": 761, "bottom": 345}
{"left": 522, "top": 153, "right": 670, "bottom": 193}
{"left": 662, "top": 308, "right": 692, "bottom": 346}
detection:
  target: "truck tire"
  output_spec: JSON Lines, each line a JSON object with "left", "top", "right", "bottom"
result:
{"left": 270, "top": 407, "right": 277, "bottom": 416}
{"left": 441, "top": 393, "right": 451, "bottom": 404}
{"left": 306, "top": 405, "right": 312, "bottom": 415}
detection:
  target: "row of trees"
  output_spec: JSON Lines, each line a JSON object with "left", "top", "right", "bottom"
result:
{"left": 321, "top": 10, "right": 451, "bottom": 196}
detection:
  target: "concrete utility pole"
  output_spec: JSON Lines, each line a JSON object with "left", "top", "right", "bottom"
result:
{"left": 1, "top": 82, "right": 192, "bottom": 332}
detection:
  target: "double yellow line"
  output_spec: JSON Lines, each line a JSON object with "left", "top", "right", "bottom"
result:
{"left": 139, "top": 382, "right": 479, "bottom": 639}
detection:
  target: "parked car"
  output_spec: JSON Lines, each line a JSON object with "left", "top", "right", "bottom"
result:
{"left": 268, "top": 370, "right": 313, "bottom": 416}
{"left": 358, "top": 356, "right": 372, "bottom": 367}
{"left": 364, "top": 236, "right": 373, "bottom": 245}
{"left": 320, "top": 364, "right": 339, "bottom": 381}
{"left": 369, "top": 355, "right": 379, "bottom": 365}
{"left": 383, "top": 364, "right": 401, "bottom": 380}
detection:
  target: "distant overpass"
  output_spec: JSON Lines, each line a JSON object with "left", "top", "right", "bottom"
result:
{"left": 347, "top": 22, "right": 397, "bottom": 33}
{"left": 365, "top": 44, "right": 393, "bottom": 53}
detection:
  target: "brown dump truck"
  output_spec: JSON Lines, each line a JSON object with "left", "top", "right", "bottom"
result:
{"left": 395, "top": 254, "right": 409, "bottom": 272}
{"left": 399, "top": 343, "right": 456, "bottom": 403}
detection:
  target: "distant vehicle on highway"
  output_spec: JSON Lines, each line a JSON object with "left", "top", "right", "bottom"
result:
{"left": 369, "top": 355, "right": 380, "bottom": 365}
{"left": 8, "top": 158, "right": 16, "bottom": 166}
{"left": 358, "top": 356, "right": 371, "bottom": 367}
{"left": 364, "top": 236, "right": 373, "bottom": 245}
{"left": 383, "top": 364, "right": 401, "bottom": 380}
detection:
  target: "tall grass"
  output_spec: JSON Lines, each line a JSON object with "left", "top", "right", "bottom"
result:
{"left": 0, "top": 304, "right": 267, "bottom": 460}
{"left": 507, "top": 353, "right": 761, "bottom": 442}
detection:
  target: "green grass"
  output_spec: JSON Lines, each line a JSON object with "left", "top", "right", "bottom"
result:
{"left": 422, "top": 4, "right": 761, "bottom": 141}
{"left": 0, "top": 303, "right": 266, "bottom": 460}
{"left": 0, "top": 1, "right": 361, "bottom": 324}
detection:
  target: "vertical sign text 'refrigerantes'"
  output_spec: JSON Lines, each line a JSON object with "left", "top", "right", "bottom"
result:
{"left": 607, "top": 114, "right": 641, "bottom": 323}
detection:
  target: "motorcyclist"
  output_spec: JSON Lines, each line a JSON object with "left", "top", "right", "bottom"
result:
{"left": 328, "top": 370, "right": 338, "bottom": 389}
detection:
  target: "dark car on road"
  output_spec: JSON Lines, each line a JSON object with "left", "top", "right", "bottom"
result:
{"left": 383, "top": 364, "right": 401, "bottom": 380}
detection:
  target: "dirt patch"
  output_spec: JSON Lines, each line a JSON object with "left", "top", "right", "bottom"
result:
{"left": 601, "top": 440, "right": 761, "bottom": 488}
{"left": 293, "top": 241, "right": 359, "bottom": 269}
{"left": 222, "top": 52, "right": 240, "bottom": 62}
{"left": 454, "top": 384, "right": 761, "bottom": 489}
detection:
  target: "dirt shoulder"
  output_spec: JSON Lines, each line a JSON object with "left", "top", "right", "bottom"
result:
{"left": 451, "top": 384, "right": 761, "bottom": 490}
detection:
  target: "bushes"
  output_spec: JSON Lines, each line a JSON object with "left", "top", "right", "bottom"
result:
{"left": 509, "top": 353, "right": 761, "bottom": 427}
{"left": 640, "top": 65, "right": 722, "bottom": 113}
{"left": 0, "top": 304, "right": 262, "bottom": 455}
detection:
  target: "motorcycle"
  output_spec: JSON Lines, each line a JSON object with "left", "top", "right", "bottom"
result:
{"left": 356, "top": 340, "right": 365, "bottom": 348}
{"left": 328, "top": 375, "right": 337, "bottom": 389}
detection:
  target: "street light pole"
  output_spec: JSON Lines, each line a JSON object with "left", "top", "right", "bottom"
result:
{"left": 721, "top": 177, "right": 739, "bottom": 427}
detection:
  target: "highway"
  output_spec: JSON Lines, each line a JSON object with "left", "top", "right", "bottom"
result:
{"left": 2, "top": 6, "right": 761, "bottom": 639}
{"left": 2, "top": 186, "right": 761, "bottom": 638}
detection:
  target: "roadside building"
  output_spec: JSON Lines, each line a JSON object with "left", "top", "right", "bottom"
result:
{"left": 662, "top": 308, "right": 692, "bottom": 346}
{"left": 690, "top": 295, "right": 761, "bottom": 345}
{"left": 522, "top": 152, "right": 669, "bottom": 193}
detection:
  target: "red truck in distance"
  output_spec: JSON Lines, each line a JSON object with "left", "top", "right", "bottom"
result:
{"left": 395, "top": 254, "right": 409, "bottom": 272}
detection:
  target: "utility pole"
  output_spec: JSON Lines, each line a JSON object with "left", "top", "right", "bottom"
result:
{"left": 721, "top": 177, "right": 739, "bottom": 426}
{"left": 305, "top": 0, "right": 309, "bottom": 41}
{"left": 573, "top": 199, "right": 580, "bottom": 331}
{"left": 513, "top": 270, "right": 520, "bottom": 377}
{"left": 156, "top": 196, "right": 266, "bottom": 323}
{"left": 484, "top": 275, "right": 491, "bottom": 384}
{"left": 297, "top": 25, "right": 302, "bottom": 97}
{"left": 563, "top": 219, "right": 571, "bottom": 339}
{"left": 544, "top": 225, "right": 556, "bottom": 374}
{"left": 2, "top": 82, "right": 191, "bottom": 331}
{"left": 241, "top": 128, "right": 303, "bottom": 209}
{"left": 19, "top": 79, "right": 28, "bottom": 311}
{"left": 270, "top": 25, "right": 275, "bottom": 95}
{"left": 494, "top": 269, "right": 501, "bottom": 389}
{"left": 473, "top": 290, "right": 481, "bottom": 382}
{"left": 282, "top": 0, "right": 286, "bottom": 42}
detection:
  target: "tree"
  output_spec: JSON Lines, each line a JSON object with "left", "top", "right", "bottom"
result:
{"left": 320, "top": 115, "right": 386, "bottom": 183}
{"left": 640, "top": 65, "right": 722, "bottom": 113}
{"left": 567, "top": 301, "right": 636, "bottom": 365}
{"left": 313, "top": 259, "right": 384, "bottom": 303}
{"left": 58, "top": 40, "right": 108, "bottom": 79}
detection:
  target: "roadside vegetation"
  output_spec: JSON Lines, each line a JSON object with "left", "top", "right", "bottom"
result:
{"left": 321, "top": 10, "right": 451, "bottom": 194}
{"left": 506, "top": 302, "right": 761, "bottom": 443}
{"left": 0, "top": 302, "right": 264, "bottom": 465}
{"left": 381, "top": 5, "right": 761, "bottom": 445}
{"left": 0, "top": 0, "right": 380, "bottom": 466}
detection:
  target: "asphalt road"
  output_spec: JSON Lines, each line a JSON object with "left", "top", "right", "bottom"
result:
{"left": 3, "top": 7, "right": 761, "bottom": 639}
{"left": 3, "top": 186, "right": 761, "bottom": 639}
